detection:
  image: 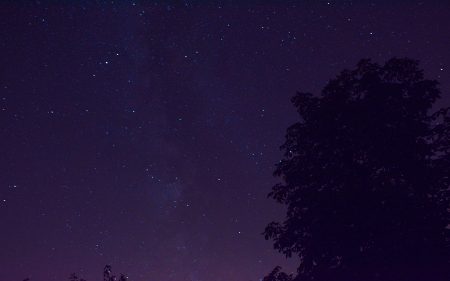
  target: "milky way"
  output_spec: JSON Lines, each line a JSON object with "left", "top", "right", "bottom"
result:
{"left": 1, "top": 2, "right": 449, "bottom": 281}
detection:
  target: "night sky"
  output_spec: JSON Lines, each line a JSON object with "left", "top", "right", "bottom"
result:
{"left": 1, "top": 1, "right": 450, "bottom": 281}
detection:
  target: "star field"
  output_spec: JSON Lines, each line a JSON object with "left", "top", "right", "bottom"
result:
{"left": 1, "top": 1, "right": 449, "bottom": 281}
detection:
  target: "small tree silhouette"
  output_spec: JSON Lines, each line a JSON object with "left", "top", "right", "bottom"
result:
{"left": 264, "top": 58, "right": 449, "bottom": 281}
{"left": 69, "top": 273, "right": 86, "bottom": 281}
{"left": 21, "top": 264, "right": 123, "bottom": 281}
{"left": 103, "top": 265, "right": 116, "bottom": 281}
{"left": 69, "top": 273, "right": 79, "bottom": 281}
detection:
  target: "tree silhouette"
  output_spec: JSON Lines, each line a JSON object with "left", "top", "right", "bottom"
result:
{"left": 263, "top": 266, "right": 293, "bottom": 281}
{"left": 264, "top": 58, "right": 449, "bottom": 281}
{"left": 69, "top": 273, "right": 86, "bottom": 281}
{"left": 20, "top": 264, "right": 122, "bottom": 281}
{"left": 103, "top": 265, "right": 116, "bottom": 281}
{"left": 69, "top": 273, "right": 80, "bottom": 281}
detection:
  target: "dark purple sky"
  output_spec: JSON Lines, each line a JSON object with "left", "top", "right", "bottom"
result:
{"left": 1, "top": 1, "right": 449, "bottom": 281}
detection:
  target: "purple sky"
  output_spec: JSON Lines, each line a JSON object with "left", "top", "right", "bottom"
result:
{"left": 1, "top": 1, "right": 449, "bottom": 281}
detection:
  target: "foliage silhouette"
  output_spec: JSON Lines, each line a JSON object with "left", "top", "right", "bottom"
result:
{"left": 264, "top": 58, "right": 449, "bottom": 281}
{"left": 69, "top": 272, "right": 87, "bottom": 281}
{"left": 20, "top": 265, "right": 126, "bottom": 281}
{"left": 263, "top": 266, "right": 294, "bottom": 281}
{"left": 103, "top": 265, "right": 116, "bottom": 281}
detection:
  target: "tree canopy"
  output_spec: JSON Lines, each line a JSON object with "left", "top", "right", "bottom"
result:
{"left": 264, "top": 58, "right": 449, "bottom": 281}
